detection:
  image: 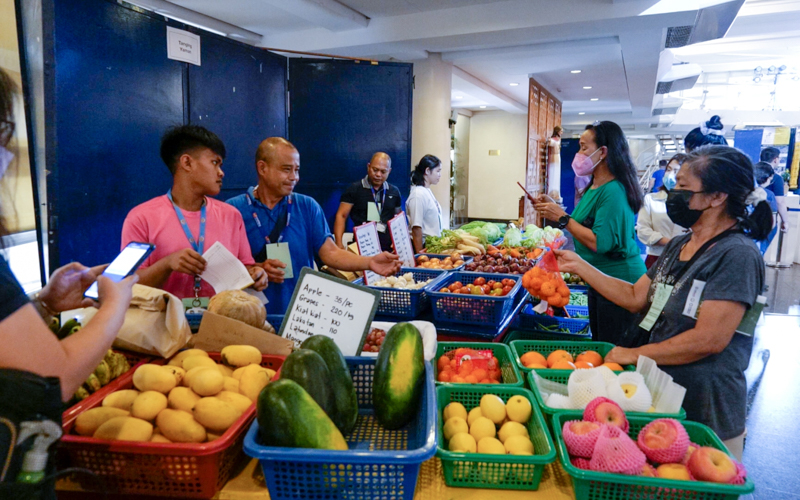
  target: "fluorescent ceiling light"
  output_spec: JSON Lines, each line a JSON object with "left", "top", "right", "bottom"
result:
{"left": 510, "top": 82, "right": 519, "bottom": 86}
{"left": 571, "top": 70, "right": 582, "bottom": 74}
{"left": 583, "top": 86, "right": 592, "bottom": 89}
{"left": 479, "top": 105, "right": 487, "bottom": 109}
{"left": 455, "top": 96, "right": 463, "bottom": 99}
{"left": 590, "top": 98, "right": 599, "bottom": 101}
{"left": 578, "top": 112, "right": 585, "bottom": 115}
{"left": 128, "top": 0, "right": 263, "bottom": 43}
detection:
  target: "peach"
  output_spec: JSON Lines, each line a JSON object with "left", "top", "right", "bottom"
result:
{"left": 687, "top": 447, "right": 738, "bottom": 483}
{"left": 583, "top": 397, "right": 629, "bottom": 433}
{"left": 637, "top": 419, "right": 689, "bottom": 464}
{"left": 657, "top": 463, "right": 693, "bottom": 481}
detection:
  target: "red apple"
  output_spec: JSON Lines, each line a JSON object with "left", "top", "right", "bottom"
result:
{"left": 682, "top": 443, "right": 700, "bottom": 465}
{"left": 637, "top": 418, "right": 690, "bottom": 464}
{"left": 687, "top": 447, "right": 737, "bottom": 483}
{"left": 570, "top": 421, "right": 600, "bottom": 435}
{"left": 594, "top": 402, "right": 628, "bottom": 431}
{"left": 656, "top": 463, "right": 693, "bottom": 481}
{"left": 641, "top": 420, "right": 678, "bottom": 449}
{"left": 563, "top": 420, "right": 602, "bottom": 458}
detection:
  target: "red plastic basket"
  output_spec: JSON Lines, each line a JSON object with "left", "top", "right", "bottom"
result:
{"left": 59, "top": 353, "right": 284, "bottom": 498}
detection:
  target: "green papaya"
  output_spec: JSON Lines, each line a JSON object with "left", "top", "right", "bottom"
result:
{"left": 257, "top": 379, "right": 347, "bottom": 450}
{"left": 57, "top": 318, "right": 79, "bottom": 340}
{"left": 372, "top": 323, "right": 425, "bottom": 430}
{"left": 300, "top": 335, "right": 358, "bottom": 435}
{"left": 279, "top": 349, "right": 333, "bottom": 415}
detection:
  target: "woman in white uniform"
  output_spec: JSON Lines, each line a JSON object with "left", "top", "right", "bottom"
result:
{"left": 406, "top": 154, "right": 443, "bottom": 252}
{"left": 636, "top": 153, "right": 688, "bottom": 269}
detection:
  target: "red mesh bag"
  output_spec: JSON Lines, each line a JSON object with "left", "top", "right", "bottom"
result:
{"left": 637, "top": 419, "right": 690, "bottom": 464}
{"left": 730, "top": 460, "right": 747, "bottom": 485}
{"left": 589, "top": 425, "right": 646, "bottom": 475}
{"left": 571, "top": 457, "right": 592, "bottom": 470}
{"left": 562, "top": 420, "right": 603, "bottom": 458}
{"left": 641, "top": 463, "right": 657, "bottom": 477}
{"left": 521, "top": 249, "right": 570, "bottom": 308}
{"left": 583, "top": 397, "right": 629, "bottom": 433}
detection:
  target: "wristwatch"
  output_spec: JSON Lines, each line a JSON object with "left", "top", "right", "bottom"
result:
{"left": 557, "top": 214, "right": 571, "bottom": 229}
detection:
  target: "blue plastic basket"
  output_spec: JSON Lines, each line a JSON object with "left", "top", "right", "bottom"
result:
{"left": 435, "top": 290, "right": 528, "bottom": 342}
{"left": 502, "top": 328, "right": 592, "bottom": 343}
{"left": 517, "top": 303, "right": 590, "bottom": 335}
{"left": 415, "top": 253, "right": 473, "bottom": 270}
{"left": 243, "top": 358, "right": 437, "bottom": 500}
{"left": 428, "top": 271, "right": 522, "bottom": 327}
{"left": 354, "top": 267, "right": 448, "bottom": 319}
{"left": 564, "top": 304, "right": 589, "bottom": 319}
{"left": 567, "top": 284, "right": 589, "bottom": 292}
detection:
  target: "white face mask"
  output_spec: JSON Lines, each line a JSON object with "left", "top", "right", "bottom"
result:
{"left": 0, "top": 146, "right": 13, "bottom": 180}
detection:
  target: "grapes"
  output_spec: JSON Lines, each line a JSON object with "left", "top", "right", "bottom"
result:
{"left": 362, "top": 328, "right": 387, "bottom": 353}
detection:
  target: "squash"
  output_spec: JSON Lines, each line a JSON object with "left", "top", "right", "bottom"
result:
{"left": 207, "top": 290, "right": 267, "bottom": 330}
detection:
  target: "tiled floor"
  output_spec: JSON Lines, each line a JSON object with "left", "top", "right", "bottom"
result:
{"left": 764, "top": 264, "right": 800, "bottom": 315}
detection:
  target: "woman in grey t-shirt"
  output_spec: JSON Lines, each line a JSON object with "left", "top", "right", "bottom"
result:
{"left": 555, "top": 145, "right": 772, "bottom": 460}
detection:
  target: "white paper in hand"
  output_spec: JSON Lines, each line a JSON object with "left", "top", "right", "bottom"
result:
{"left": 200, "top": 241, "right": 254, "bottom": 293}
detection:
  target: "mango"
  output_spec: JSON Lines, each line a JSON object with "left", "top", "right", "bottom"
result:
{"left": 221, "top": 345, "right": 262, "bottom": 367}
{"left": 93, "top": 416, "right": 153, "bottom": 442}
{"left": 192, "top": 397, "right": 243, "bottom": 433}
{"left": 217, "top": 364, "right": 234, "bottom": 377}
{"left": 133, "top": 364, "right": 177, "bottom": 394}
{"left": 168, "top": 386, "right": 201, "bottom": 413}
{"left": 190, "top": 368, "right": 224, "bottom": 397}
{"left": 163, "top": 365, "right": 186, "bottom": 385}
{"left": 239, "top": 367, "right": 271, "bottom": 402}
{"left": 156, "top": 409, "right": 206, "bottom": 443}
{"left": 130, "top": 391, "right": 168, "bottom": 421}
{"left": 167, "top": 349, "right": 209, "bottom": 367}
{"left": 74, "top": 407, "right": 130, "bottom": 436}
{"left": 150, "top": 433, "right": 172, "bottom": 443}
{"left": 182, "top": 356, "right": 217, "bottom": 372}
{"left": 223, "top": 377, "right": 239, "bottom": 393}
{"left": 183, "top": 367, "right": 205, "bottom": 388}
{"left": 102, "top": 390, "right": 139, "bottom": 411}
{"left": 215, "top": 391, "right": 253, "bottom": 414}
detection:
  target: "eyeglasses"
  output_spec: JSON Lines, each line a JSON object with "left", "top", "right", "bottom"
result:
{"left": 0, "top": 120, "right": 14, "bottom": 148}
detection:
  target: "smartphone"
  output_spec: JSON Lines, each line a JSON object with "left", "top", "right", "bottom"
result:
{"left": 84, "top": 242, "right": 155, "bottom": 300}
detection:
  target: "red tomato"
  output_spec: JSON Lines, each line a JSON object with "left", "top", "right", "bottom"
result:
{"left": 487, "top": 280, "right": 497, "bottom": 288}
{"left": 458, "top": 287, "right": 471, "bottom": 294}
{"left": 501, "top": 285, "right": 513, "bottom": 296}
{"left": 474, "top": 277, "right": 487, "bottom": 286}
{"left": 482, "top": 284, "right": 492, "bottom": 294}
{"left": 493, "top": 282, "right": 503, "bottom": 290}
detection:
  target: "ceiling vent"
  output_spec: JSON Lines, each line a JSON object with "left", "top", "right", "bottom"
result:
{"left": 665, "top": 26, "right": 693, "bottom": 48}
{"left": 650, "top": 123, "right": 660, "bottom": 128}
{"left": 656, "top": 63, "right": 702, "bottom": 94}
{"left": 652, "top": 106, "right": 681, "bottom": 116}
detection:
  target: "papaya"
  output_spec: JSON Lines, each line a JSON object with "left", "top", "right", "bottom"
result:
{"left": 257, "top": 379, "right": 347, "bottom": 450}
{"left": 279, "top": 349, "right": 333, "bottom": 415}
{"left": 300, "top": 335, "right": 358, "bottom": 435}
{"left": 372, "top": 323, "right": 425, "bottom": 430}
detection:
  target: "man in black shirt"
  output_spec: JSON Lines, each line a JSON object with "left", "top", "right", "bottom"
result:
{"left": 334, "top": 152, "right": 402, "bottom": 252}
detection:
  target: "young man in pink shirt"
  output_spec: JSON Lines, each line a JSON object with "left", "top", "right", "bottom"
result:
{"left": 121, "top": 125, "right": 267, "bottom": 299}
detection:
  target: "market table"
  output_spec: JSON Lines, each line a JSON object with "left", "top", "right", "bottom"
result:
{"left": 56, "top": 457, "right": 575, "bottom": 499}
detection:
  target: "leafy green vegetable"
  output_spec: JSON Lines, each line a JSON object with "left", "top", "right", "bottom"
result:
{"left": 502, "top": 226, "right": 522, "bottom": 248}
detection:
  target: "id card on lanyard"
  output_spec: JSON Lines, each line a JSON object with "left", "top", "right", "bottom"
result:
{"left": 368, "top": 184, "right": 387, "bottom": 232}
{"left": 247, "top": 192, "right": 295, "bottom": 279}
{"left": 167, "top": 190, "right": 205, "bottom": 308}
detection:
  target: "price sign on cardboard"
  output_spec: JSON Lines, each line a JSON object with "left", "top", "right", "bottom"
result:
{"left": 279, "top": 268, "right": 380, "bottom": 355}
{"left": 354, "top": 222, "right": 382, "bottom": 285}
{"left": 389, "top": 212, "right": 415, "bottom": 267}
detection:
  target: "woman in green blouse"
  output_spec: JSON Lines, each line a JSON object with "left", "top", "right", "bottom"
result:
{"left": 534, "top": 121, "right": 645, "bottom": 344}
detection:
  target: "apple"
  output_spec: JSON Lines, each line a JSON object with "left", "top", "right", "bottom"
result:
{"left": 571, "top": 457, "right": 591, "bottom": 470}
{"left": 620, "top": 384, "right": 638, "bottom": 398}
{"left": 641, "top": 463, "right": 657, "bottom": 477}
{"left": 583, "top": 397, "right": 629, "bottom": 433}
{"left": 657, "top": 463, "right": 693, "bottom": 481}
{"left": 641, "top": 420, "right": 678, "bottom": 449}
{"left": 682, "top": 443, "right": 699, "bottom": 465}
{"left": 570, "top": 421, "right": 600, "bottom": 435}
{"left": 687, "top": 447, "right": 737, "bottom": 483}
{"left": 637, "top": 418, "right": 690, "bottom": 464}
{"left": 588, "top": 425, "right": 646, "bottom": 475}
{"left": 563, "top": 420, "right": 603, "bottom": 458}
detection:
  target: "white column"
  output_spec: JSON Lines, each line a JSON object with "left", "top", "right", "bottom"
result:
{"left": 411, "top": 53, "right": 453, "bottom": 228}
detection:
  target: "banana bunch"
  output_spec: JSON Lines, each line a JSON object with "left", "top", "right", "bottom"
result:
{"left": 73, "top": 350, "right": 132, "bottom": 402}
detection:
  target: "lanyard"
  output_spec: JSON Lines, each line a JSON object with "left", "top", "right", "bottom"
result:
{"left": 246, "top": 189, "right": 292, "bottom": 244}
{"left": 167, "top": 190, "right": 206, "bottom": 304}
{"left": 370, "top": 183, "right": 386, "bottom": 213}
{"left": 662, "top": 228, "right": 739, "bottom": 286}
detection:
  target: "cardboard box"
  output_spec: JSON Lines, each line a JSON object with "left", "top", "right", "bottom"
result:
{"left": 193, "top": 311, "right": 293, "bottom": 356}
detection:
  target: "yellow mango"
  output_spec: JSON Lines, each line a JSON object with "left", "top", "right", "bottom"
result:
{"left": 221, "top": 345, "right": 262, "bottom": 367}
{"left": 102, "top": 390, "right": 140, "bottom": 411}
{"left": 190, "top": 368, "right": 224, "bottom": 397}
{"left": 167, "top": 349, "right": 209, "bottom": 367}
{"left": 192, "top": 397, "right": 243, "bottom": 433}
{"left": 156, "top": 409, "right": 206, "bottom": 443}
{"left": 74, "top": 407, "right": 130, "bottom": 436}
{"left": 130, "top": 391, "right": 168, "bottom": 421}
{"left": 223, "top": 377, "right": 239, "bottom": 393}
{"left": 215, "top": 390, "right": 253, "bottom": 414}
{"left": 168, "top": 386, "right": 201, "bottom": 413}
{"left": 217, "top": 364, "right": 234, "bottom": 378}
{"left": 93, "top": 416, "right": 153, "bottom": 442}
{"left": 182, "top": 356, "right": 217, "bottom": 372}
{"left": 239, "top": 368, "right": 271, "bottom": 402}
{"left": 132, "top": 364, "right": 177, "bottom": 394}
{"left": 163, "top": 365, "right": 186, "bottom": 385}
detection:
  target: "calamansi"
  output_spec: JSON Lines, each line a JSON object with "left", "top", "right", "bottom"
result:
{"left": 505, "top": 395, "right": 532, "bottom": 423}
{"left": 480, "top": 394, "right": 506, "bottom": 424}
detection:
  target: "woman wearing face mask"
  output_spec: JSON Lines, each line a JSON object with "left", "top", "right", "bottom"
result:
{"left": 0, "top": 69, "right": 136, "bottom": 497}
{"left": 636, "top": 153, "right": 689, "bottom": 269}
{"left": 406, "top": 154, "right": 444, "bottom": 253}
{"left": 553, "top": 145, "right": 771, "bottom": 459}
{"left": 534, "top": 121, "right": 646, "bottom": 344}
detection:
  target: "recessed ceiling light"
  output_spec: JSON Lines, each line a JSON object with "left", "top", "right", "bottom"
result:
{"left": 571, "top": 70, "right": 581, "bottom": 74}
{"left": 583, "top": 86, "right": 592, "bottom": 89}
{"left": 456, "top": 96, "right": 463, "bottom": 99}
{"left": 578, "top": 112, "right": 585, "bottom": 115}
{"left": 590, "top": 98, "right": 599, "bottom": 101}
{"left": 479, "top": 105, "right": 487, "bottom": 109}
{"left": 509, "top": 82, "right": 519, "bottom": 86}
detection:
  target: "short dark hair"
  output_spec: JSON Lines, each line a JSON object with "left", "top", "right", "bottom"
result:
{"left": 754, "top": 161, "right": 775, "bottom": 186}
{"left": 160, "top": 125, "right": 226, "bottom": 175}
{"left": 584, "top": 121, "right": 643, "bottom": 212}
{"left": 668, "top": 153, "right": 689, "bottom": 167}
{"left": 684, "top": 115, "right": 727, "bottom": 152}
{"left": 658, "top": 159, "right": 668, "bottom": 168}
{"left": 685, "top": 145, "right": 772, "bottom": 240}
{"left": 760, "top": 146, "right": 780, "bottom": 164}
{"left": 411, "top": 154, "right": 441, "bottom": 186}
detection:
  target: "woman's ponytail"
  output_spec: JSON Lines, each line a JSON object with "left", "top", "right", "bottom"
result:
{"left": 410, "top": 154, "right": 441, "bottom": 186}
{"left": 740, "top": 200, "right": 773, "bottom": 241}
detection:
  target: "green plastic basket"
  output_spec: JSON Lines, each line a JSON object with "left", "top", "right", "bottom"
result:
{"left": 434, "top": 342, "right": 523, "bottom": 387}
{"left": 503, "top": 328, "right": 592, "bottom": 343}
{"left": 509, "top": 340, "right": 634, "bottom": 377}
{"left": 436, "top": 385, "right": 556, "bottom": 490}
{"left": 552, "top": 413, "right": 754, "bottom": 500}
{"left": 526, "top": 370, "right": 686, "bottom": 431}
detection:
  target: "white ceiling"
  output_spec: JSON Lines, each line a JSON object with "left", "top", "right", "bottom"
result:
{"left": 161, "top": 0, "right": 800, "bottom": 136}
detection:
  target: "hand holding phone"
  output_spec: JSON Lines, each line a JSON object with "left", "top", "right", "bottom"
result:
{"left": 84, "top": 242, "right": 155, "bottom": 300}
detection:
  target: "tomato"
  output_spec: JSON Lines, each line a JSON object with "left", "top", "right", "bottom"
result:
{"left": 474, "top": 277, "right": 487, "bottom": 286}
{"left": 493, "top": 282, "right": 503, "bottom": 290}
{"left": 448, "top": 282, "right": 461, "bottom": 292}
{"left": 501, "top": 285, "right": 513, "bottom": 296}
{"left": 439, "top": 287, "right": 449, "bottom": 293}
{"left": 487, "top": 280, "right": 497, "bottom": 288}
{"left": 482, "top": 284, "right": 492, "bottom": 294}
{"left": 458, "top": 287, "right": 471, "bottom": 294}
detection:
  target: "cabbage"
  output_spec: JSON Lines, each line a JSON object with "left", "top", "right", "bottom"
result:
{"left": 503, "top": 227, "right": 522, "bottom": 248}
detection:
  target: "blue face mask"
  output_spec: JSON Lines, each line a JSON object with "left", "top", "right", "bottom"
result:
{"left": 663, "top": 171, "right": 677, "bottom": 190}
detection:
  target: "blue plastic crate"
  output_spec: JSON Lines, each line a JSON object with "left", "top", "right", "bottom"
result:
{"left": 502, "top": 328, "right": 592, "bottom": 342}
{"left": 434, "top": 289, "right": 528, "bottom": 342}
{"left": 564, "top": 304, "right": 589, "bottom": 319}
{"left": 415, "top": 253, "right": 473, "bottom": 270}
{"left": 567, "top": 284, "right": 589, "bottom": 292}
{"left": 517, "top": 303, "right": 591, "bottom": 335}
{"left": 354, "top": 267, "right": 448, "bottom": 319}
{"left": 243, "top": 358, "right": 437, "bottom": 500}
{"left": 427, "top": 271, "right": 522, "bottom": 328}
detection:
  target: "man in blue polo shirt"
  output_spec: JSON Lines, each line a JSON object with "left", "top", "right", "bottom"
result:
{"left": 227, "top": 137, "right": 401, "bottom": 314}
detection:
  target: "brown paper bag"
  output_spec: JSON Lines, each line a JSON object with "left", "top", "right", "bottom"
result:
{"left": 193, "top": 311, "right": 293, "bottom": 356}
{"left": 112, "top": 285, "right": 192, "bottom": 358}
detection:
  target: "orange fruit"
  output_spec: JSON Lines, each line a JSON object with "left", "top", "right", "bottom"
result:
{"left": 558, "top": 285, "right": 570, "bottom": 298}
{"left": 546, "top": 350, "right": 574, "bottom": 368}
{"left": 464, "top": 375, "right": 478, "bottom": 384}
{"left": 602, "top": 362, "right": 624, "bottom": 371}
{"left": 540, "top": 282, "right": 556, "bottom": 296}
{"left": 480, "top": 378, "right": 493, "bottom": 384}
{"left": 530, "top": 278, "right": 543, "bottom": 291}
{"left": 527, "top": 363, "right": 547, "bottom": 369}
{"left": 449, "top": 359, "right": 458, "bottom": 370}
{"left": 472, "top": 369, "right": 488, "bottom": 381}
{"left": 438, "top": 371, "right": 452, "bottom": 382}
{"left": 576, "top": 351, "right": 603, "bottom": 367}
{"left": 520, "top": 351, "right": 547, "bottom": 368}
{"left": 459, "top": 360, "right": 474, "bottom": 375}
{"left": 437, "top": 356, "right": 450, "bottom": 371}
{"left": 451, "top": 375, "right": 465, "bottom": 383}
{"left": 551, "top": 360, "right": 576, "bottom": 370}
{"left": 573, "top": 360, "right": 593, "bottom": 369}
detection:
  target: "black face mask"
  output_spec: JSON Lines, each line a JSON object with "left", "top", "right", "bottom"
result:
{"left": 666, "top": 189, "right": 706, "bottom": 228}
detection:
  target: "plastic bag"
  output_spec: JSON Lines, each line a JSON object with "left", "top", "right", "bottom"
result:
{"left": 521, "top": 249, "right": 570, "bottom": 307}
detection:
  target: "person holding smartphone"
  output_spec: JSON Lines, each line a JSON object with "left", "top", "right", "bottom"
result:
{"left": 0, "top": 68, "right": 137, "bottom": 496}
{"left": 121, "top": 125, "right": 268, "bottom": 300}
